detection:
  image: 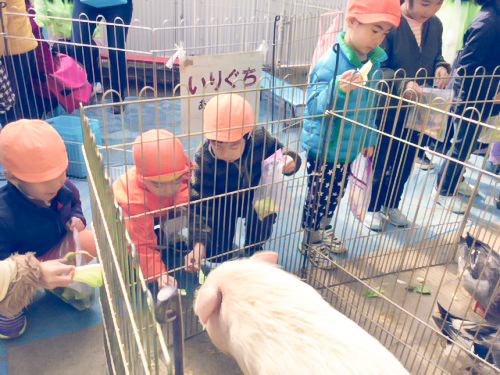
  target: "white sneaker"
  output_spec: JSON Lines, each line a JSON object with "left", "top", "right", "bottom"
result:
{"left": 363, "top": 211, "right": 386, "bottom": 232}
{"left": 457, "top": 181, "right": 474, "bottom": 197}
{"left": 432, "top": 190, "right": 468, "bottom": 214}
{"left": 381, "top": 206, "right": 409, "bottom": 227}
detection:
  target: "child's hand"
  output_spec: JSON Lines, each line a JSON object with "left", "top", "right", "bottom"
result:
{"left": 338, "top": 70, "right": 363, "bottom": 94}
{"left": 362, "top": 147, "right": 375, "bottom": 158}
{"left": 435, "top": 67, "right": 449, "bottom": 89}
{"left": 157, "top": 274, "right": 178, "bottom": 288}
{"left": 185, "top": 243, "right": 206, "bottom": 273}
{"left": 39, "top": 258, "right": 75, "bottom": 289}
{"left": 403, "top": 81, "right": 423, "bottom": 99}
{"left": 69, "top": 217, "right": 85, "bottom": 232}
{"left": 283, "top": 155, "right": 296, "bottom": 174}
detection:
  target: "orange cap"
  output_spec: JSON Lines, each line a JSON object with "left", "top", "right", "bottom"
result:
{"left": 0, "top": 120, "right": 68, "bottom": 183}
{"left": 203, "top": 94, "right": 255, "bottom": 142}
{"left": 347, "top": 0, "right": 401, "bottom": 27}
{"left": 133, "top": 130, "right": 190, "bottom": 181}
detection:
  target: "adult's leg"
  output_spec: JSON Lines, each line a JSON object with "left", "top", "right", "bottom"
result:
{"left": 4, "top": 51, "right": 46, "bottom": 119}
{"left": 102, "top": 2, "right": 133, "bottom": 103}
{"left": 436, "top": 114, "right": 481, "bottom": 196}
{"left": 72, "top": 0, "right": 101, "bottom": 85}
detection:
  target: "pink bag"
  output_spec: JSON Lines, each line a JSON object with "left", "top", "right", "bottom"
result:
{"left": 309, "top": 11, "right": 342, "bottom": 77}
{"left": 348, "top": 155, "right": 373, "bottom": 222}
{"left": 46, "top": 54, "right": 93, "bottom": 114}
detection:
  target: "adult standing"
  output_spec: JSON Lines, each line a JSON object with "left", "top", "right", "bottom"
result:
{"left": 0, "top": 0, "right": 46, "bottom": 121}
{"left": 71, "top": 0, "right": 132, "bottom": 113}
{"left": 433, "top": 0, "right": 500, "bottom": 213}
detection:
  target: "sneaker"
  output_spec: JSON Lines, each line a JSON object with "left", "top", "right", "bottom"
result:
{"left": 313, "top": 225, "right": 347, "bottom": 254}
{"left": 299, "top": 244, "right": 337, "bottom": 270}
{"left": 381, "top": 206, "right": 409, "bottom": 227}
{"left": 92, "top": 82, "right": 103, "bottom": 95}
{"left": 0, "top": 312, "right": 27, "bottom": 339}
{"left": 113, "top": 105, "right": 124, "bottom": 115}
{"left": 298, "top": 237, "right": 337, "bottom": 270}
{"left": 486, "top": 161, "right": 500, "bottom": 175}
{"left": 457, "top": 181, "right": 474, "bottom": 197}
{"left": 363, "top": 211, "right": 386, "bottom": 232}
{"left": 432, "top": 190, "right": 468, "bottom": 214}
{"left": 415, "top": 154, "right": 434, "bottom": 170}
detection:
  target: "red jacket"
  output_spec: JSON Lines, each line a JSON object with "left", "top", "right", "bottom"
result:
{"left": 113, "top": 168, "right": 190, "bottom": 281}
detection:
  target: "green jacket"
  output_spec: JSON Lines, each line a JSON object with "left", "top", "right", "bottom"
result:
{"left": 34, "top": 0, "right": 101, "bottom": 40}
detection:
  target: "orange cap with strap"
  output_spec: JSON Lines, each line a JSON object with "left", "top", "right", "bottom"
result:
{"left": 0, "top": 120, "right": 69, "bottom": 183}
{"left": 347, "top": 0, "right": 401, "bottom": 27}
{"left": 133, "top": 129, "right": 190, "bottom": 182}
{"left": 203, "top": 94, "right": 255, "bottom": 142}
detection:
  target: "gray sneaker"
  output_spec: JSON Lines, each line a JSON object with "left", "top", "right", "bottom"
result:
{"left": 363, "top": 211, "right": 386, "bottom": 232}
{"left": 299, "top": 236, "right": 337, "bottom": 270}
{"left": 322, "top": 225, "right": 347, "bottom": 254}
{"left": 381, "top": 206, "right": 409, "bottom": 227}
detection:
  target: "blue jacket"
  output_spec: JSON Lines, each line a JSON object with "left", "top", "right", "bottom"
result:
{"left": 453, "top": 0, "right": 500, "bottom": 119}
{"left": 301, "top": 33, "right": 387, "bottom": 163}
{"left": 0, "top": 180, "right": 86, "bottom": 260}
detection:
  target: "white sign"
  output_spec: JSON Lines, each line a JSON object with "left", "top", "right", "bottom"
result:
{"left": 179, "top": 51, "right": 263, "bottom": 134}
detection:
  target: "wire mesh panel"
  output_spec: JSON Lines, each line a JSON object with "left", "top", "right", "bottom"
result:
{"left": 81, "top": 114, "right": 174, "bottom": 375}
{"left": 301, "top": 69, "right": 500, "bottom": 374}
{"left": 6, "top": 0, "right": 500, "bottom": 373}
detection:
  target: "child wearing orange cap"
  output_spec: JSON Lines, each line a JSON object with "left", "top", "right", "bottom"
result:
{"left": 300, "top": 0, "right": 401, "bottom": 268}
{"left": 113, "top": 130, "right": 192, "bottom": 288}
{"left": 187, "top": 93, "right": 302, "bottom": 272}
{"left": 0, "top": 119, "right": 96, "bottom": 339}
{"left": 364, "top": 0, "right": 453, "bottom": 231}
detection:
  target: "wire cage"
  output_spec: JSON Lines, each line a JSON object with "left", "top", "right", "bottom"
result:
{"left": 81, "top": 66, "right": 500, "bottom": 375}
{"left": 3, "top": 0, "right": 500, "bottom": 374}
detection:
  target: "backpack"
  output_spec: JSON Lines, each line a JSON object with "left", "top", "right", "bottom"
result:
{"left": 46, "top": 53, "right": 93, "bottom": 114}
{"left": 26, "top": 0, "right": 92, "bottom": 114}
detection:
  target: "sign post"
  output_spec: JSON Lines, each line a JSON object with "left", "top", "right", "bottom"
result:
{"left": 179, "top": 51, "right": 263, "bottom": 135}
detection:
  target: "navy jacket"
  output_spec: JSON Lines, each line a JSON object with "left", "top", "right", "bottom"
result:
{"left": 453, "top": 0, "right": 500, "bottom": 119}
{"left": 382, "top": 15, "right": 451, "bottom": 93}
{"left": 0, "top": 180, "right": 86, "bottom": 260}
{"left": 189, "top": 126, "right": 301, "bottom": 250}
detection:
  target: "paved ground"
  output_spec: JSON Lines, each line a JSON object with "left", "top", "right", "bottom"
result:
{"left": 1, "top": 96, "right": 500, "bottom": 374}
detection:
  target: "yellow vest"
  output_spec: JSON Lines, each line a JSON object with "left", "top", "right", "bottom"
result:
{"left": 0, "top": 0, "right": 38, "bottom": 57}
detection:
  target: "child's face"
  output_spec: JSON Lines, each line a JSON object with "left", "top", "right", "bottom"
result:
{"left": 16, "top": 171, "right": 67, "bottom": 201}
{"left": 346, "top": 20, "right": 393, "bottom": 59}
{"left": 405, "top": 0, "right": 444, "bottom": 23}
{"left": 144, "top": 176, "right": 185, "bottom": 197}
{"left": 210, "top": 139, "right": 246, "bottom": 162}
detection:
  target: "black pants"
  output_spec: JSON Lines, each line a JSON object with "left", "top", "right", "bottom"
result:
{"left": 302, "top": 156, "right": 350, "bottom": 231}
{"left": 2, "top": 50, "right": 47, "bottom": 121}
{"left": 72, "top": 0, "right": 133, "bottom": 103}
{"left": 197, "top": 194, "right": 277, "bottom": 262}
{"left": 369, "top": 112, "right": 419, "bottom": 212}
{"left": 436, "top": 105, "right": 494, "bottom": 196}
